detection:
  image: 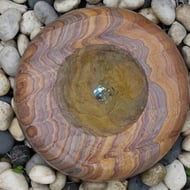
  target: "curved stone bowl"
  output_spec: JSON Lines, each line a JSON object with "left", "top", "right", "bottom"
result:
{"left": 14, "top": 7, "right": 189, "bottom": 181}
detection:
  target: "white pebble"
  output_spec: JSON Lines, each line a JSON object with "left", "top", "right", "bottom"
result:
{"left": 9, "top": 118, "right": 25, "bottom": 141}
{"left": 179, "top": 152, "right": 190, "bottom": 168}
{"left": 168, "top": 21, "right": 186, "bottom": 45}
{"left": 182, "top": 110, "right": 190, "bottom": 135}
{"left": 0, "top": 101, "right": 14, "bottom": 131}
{"left": 176, "top": 4, "right": 190, "bottom": 31}
{"left": 182, "top": 133, "right": 190, "bottom": 151}
{"left": 49, "top": 172, "right": 66, "bottom": 190}
{"left": 86, "top": 0, "right": 101, "bottom": 4}
{"left": 11, "top": 98, "right": 15, "bottom": 112}
{"left": 12, "top": 0, "right": 27, "bottom": 3}
{"left": 31, "top": 181, "right": 50, "bottom": 190}
{"left": 0, "top": 169, "right": 28, "bottom": 190}
{"left": 0, "top": 0, "right": 27, "bottom": 14}
{"left": 182, "top": 46, "right": 190, "bottom": 69}
{"left": 54, "top": 0, "right": 81, "bottom": 13}
{"left": 0, "top": 69, "right": 10, "bottom": 96}
{"left": 20, "top": 11, "right": 42, "bottom": 35}
{"left": 0, "top": 162, "right": 11, "bottom": 173}
{"left": 119, "top": 0, "right": 145, "bottom": 10}
{"left": 30, "top": 27, "right": 43, "bottom": 40}
{"left": 25, "top": 154, "right": 47, "bottom": 175}
{"left": 164, "top": 160, "right": 186, "bottom": 190}
{"left": 0, "top": 9, "right": 21, "bottom": 41}
{"left": 149, "top": 182, "right": 168, "bottom": 190}
{"left": 17, "top": 34, "right": 29, "bottom": 56}
{"left": 34, "top": 1, "right": 58, "bottom": 25}
{"left": 9, "top": 77, "right": 15, "bottom": 89}
{"left": 103, "top": 0, "right": 120, "bottom": 7}
{"left": 0, "top": 46, "right": 20, "bottom": 77}
{"left": 79, "top": 182, "right": 107, "bottom": 190}
{"left": 151, "top": 0, "right": 175, "bottom": 25}
{"left": 184, "top": 33, "right": 190, "bottom": 47}
{"left": 106, "top": 180, "right": 128, "bottom": 190}
{"left": 139, "top": 8, "right": 159, "bottom": 24}
{"left": 29, "top": 165, "right": 56, "bottom": 184}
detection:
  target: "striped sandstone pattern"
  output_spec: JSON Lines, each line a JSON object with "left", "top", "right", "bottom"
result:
{"left": 14, "top": 7, "right": 188, "bottom": 181}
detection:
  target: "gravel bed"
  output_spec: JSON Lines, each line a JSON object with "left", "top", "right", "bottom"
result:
{"left": 0, "top": 0, "right": 190, "bottom": 189}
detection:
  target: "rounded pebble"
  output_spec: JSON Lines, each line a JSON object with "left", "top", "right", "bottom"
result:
{"left": 141, "top": 163, "right": 166, "bottom": 186}
{"left": 20, "top": 10, "right": 42, "bottom": 35}
{"left": 184, "top": 33, "right": 190, "bottom": 47}
{"left": 103, "top": 0, "right": 120, "bottom": 7}
{"left": 34, "top": 1, "right": 58, "bottom": 25}
{"left": 54, "top": 0, "right": 81, "bottom": 13}
{"left": 182, "top": 46, "right": 190, "bottom": 69}
{"left": 29, "top": 165, "right": 56, "bottom": 184}
{"left": 9, "top": 77, "right": 15, "bottom": 89}
{"left": 139, "top": 8, "right": 159, "bottom": 24}
{"left": 119, "top": 0, "right": 145, "bottom": 10}
{"left": 176, "top": 4, "right": 190, "bottom": 31}
{"left": 79, "top": 182, "right": 107, "bottom": 190}
{"left": 9, "top": 145, "right": 31, "bottom": 167}
{"left": 0, "top": 169, "right": 28, "bottom": 190}
{"left": 13, "top": 0, "right": 27, "bottom": 3}
{"left": 9, "top": 118, "right": 25, "bottom": 141}
{"left": 30, "top": 27, "right": 42, "bottom": 40}
{"left": 182, "top": 133, "right": 190, "bottom": 151}
{"left": 0, "top": 162, "right": 11, "bottom": 173}
{"left": 128, "top": 176, "right": 149, "bottom": 190}
{"left": 63, "top": 183, "right": 80, "bottom": 190}
{"left": 168, "top": 21, "right": 187, "bottom": 45}
{"left": 0, "top": 9, "right": 21, "bottom": 41}
{"left": 182, "top": 110, "right": 190, "bottom": 135}
{"left": 151, "top": 0, "right": 175, "bottom": 25}
{"left": 28, "top": 0, "right": 54, "bottom": 9}
{"left": 0, "top": 70, "right": 10, "bottom": 96}
{"left": 49, "top": 172, "right": 66, "bottom": 190}
{"left": 106, "top": 180, "right": 128, "bottom": 190}
{"left": 17, "top": 34, "right": 29, "bottom": 56}
{"left": 31, "top": 181, "right": 50, "bottom": 190}
{"left": 0, "top": 0, "right": 27, "bottom": 14}
{"left": 0, "top": 46, "right": 20, "bottom": 77}
{"left": 86, "top": 0, "right": 101, "bottom": 4}
{"left": 25, "top": 153, "right": 47, "bottom": 175}
{"left": 1, "top": 39, "right": 17, "bottom": 48}
{"left": 164, "top": 160, "right": 186, "bottom": 190}
{"left": 149, "top": 182, "right": 168, "bottom": 190}
{"left": 178, "top": 152, "right": 190, "bottom": 168}
{"left": 0, "top": 101, "right": 14, "bottom": 131}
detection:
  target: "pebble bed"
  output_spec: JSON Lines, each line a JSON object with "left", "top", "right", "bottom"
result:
{"left": 0, "top": 0, "right": 190, "bottom": 189}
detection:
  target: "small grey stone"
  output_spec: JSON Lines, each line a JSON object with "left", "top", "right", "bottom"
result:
{"left": 184, "top": 33, "right": 190, "bottom": 47}
{"left": 0, "top": 69, "right": 10, "bottom": 96}
{"left": 28, "top": 0, "right": 54, "bottom": 9}
{"left": 128, "top": 176, "right": 149, "bottom": 190}
{"left": 9, "top": 145, "right": 31, "bottom": 167}
{"left": 63, "top": 183, "right": 80, "bottom": 190}
{"left": 0, "top": 131, "right": 14, "bottom": 155}
{"left": 17, "top": 34, "right": 29, "bottom": 56}
{"left": 34, "top": 1, "right": 58, "bottom": 25}
{"left": 86, "top": 0, "right": 102, "bottom": 4}
{"left": 141, "top": 163, "right": 167, "bottom": 186}
{"left": 168, "top": 21, "right": 187, "bottom": 45}
{"left": 0, "top": 9, "right": 21, "bottom": 41}
{"left": 25, "top": 153, "right": 47, "bottom": 175}
{"left": 0, "top": 46, "right": 20, "bottom": 77}
{"left": 176, "top": 4, "right": 190, "bottom": 31}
